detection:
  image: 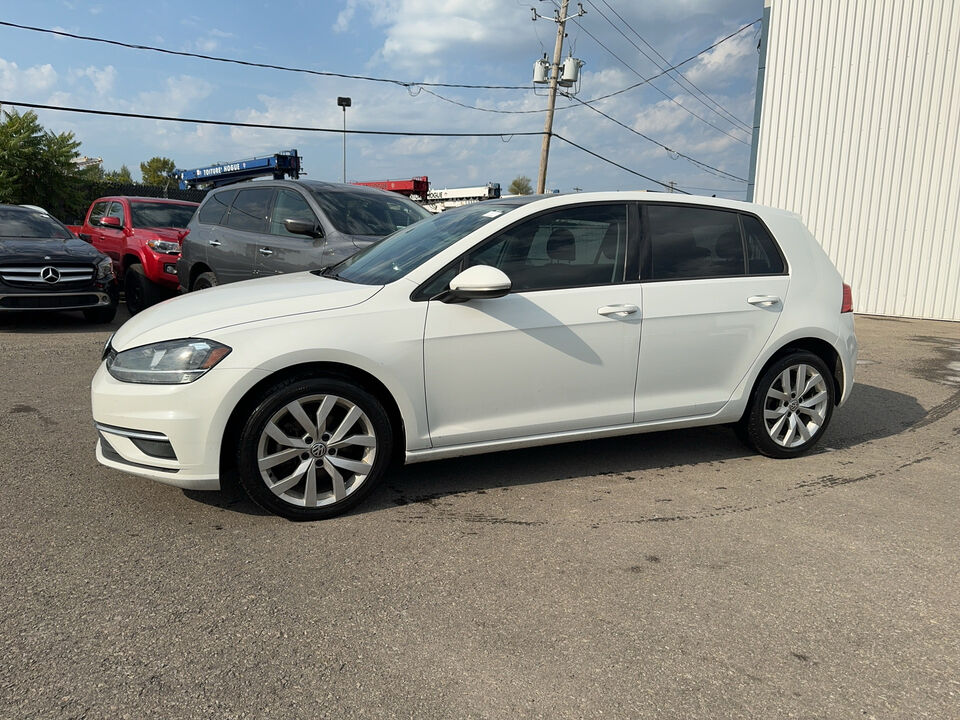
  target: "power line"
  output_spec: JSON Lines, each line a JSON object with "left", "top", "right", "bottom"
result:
{"left": 552, "top": 134, "right": 689, "bottom": 192}
{"left": 0, "top": 100, "right": 543, "bottom": 137}
{"left": 559, "top": 91, "right": 747, "bottom": 182}
{"left": 0, "top": 20, "right": 532, "bottom": 91}
{"left": 2, "top": 99, "right": 681, "bottom": 194}
{"left": 588, "top": 1, "right": 752, "bottom": 132}
{"left": 579, "top": 19, "right": 761, "bottom": 105}
{"left": 569, "top": 17, "right": 750, "bottom": 146}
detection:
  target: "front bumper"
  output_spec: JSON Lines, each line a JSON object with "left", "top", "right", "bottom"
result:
{"left": 90, "top": 360, "right": 269, "bottom": 490}
{"left": 0, "top": 286, "right": 117, "bottom": 311}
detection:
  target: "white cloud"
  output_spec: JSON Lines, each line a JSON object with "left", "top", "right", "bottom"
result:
{"left": 0, "top": 58, "right": 58, "bottom": 95}
{"left": 70, "top": 65, "right": 117, "bottom": 95}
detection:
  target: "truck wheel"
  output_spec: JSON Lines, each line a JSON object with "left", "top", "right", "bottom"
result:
{"left": 83, "top": 306, "right": 117, "bottom": 324}
{"left": 124, "top": 264, "right": 161, "bottom": 315}
{"left": 192, "top": 271, "right": 218, "bottom": 291}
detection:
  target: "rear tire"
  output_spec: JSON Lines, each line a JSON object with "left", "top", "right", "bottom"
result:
{"left": 124, "top": 264, "right": 162, "bottom": 315}
{"left": 739, "top": 351, "right": 835, "bottom": 458}
{"left": 236, "top": 377, "right": 393, "bottom": 520}
{"left": 192, "top": 271, "right": 218, "bottom": 291}
{"left": 83, "top": 305, "right": 117, "bottom": 324}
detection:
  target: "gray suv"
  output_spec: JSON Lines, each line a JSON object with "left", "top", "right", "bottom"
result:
{"left": 179, "top": 179, "right": 430, "bottom": 291}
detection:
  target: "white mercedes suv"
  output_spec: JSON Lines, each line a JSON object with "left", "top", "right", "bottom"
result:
{"left": 92, "top": 192, "right": 857, "bottom": 520}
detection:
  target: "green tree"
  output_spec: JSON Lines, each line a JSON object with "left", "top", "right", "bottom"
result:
{"left": 0, "top": 109, "right": 84, "bottom": 212}
{"left": 139, "top": 156, "right": 177, "bottom": 187}
{"left": 104, "top": 164, "right": 134, "bottom": 183}
{"left": 508, "top": 175, "right": 533, "bottom": 195}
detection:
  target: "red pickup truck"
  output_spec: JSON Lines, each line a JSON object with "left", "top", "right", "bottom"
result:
{"left": 78, "top": 196, "right": 199, "bottom": 314}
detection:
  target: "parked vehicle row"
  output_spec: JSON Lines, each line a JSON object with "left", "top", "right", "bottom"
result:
{"left": 0, "top": 204, "right": 118, "bottom": 322}
{"left": 91, "top": 192, "right": 858, "bottom": 520}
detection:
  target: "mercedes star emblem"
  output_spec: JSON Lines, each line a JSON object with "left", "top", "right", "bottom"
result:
{"left": 40, "top": 266, "right": 61, "bottom": 284}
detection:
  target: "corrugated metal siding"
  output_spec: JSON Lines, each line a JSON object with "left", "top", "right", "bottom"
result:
{"left": 753, "top": 0, "right": 960, "bottom": 321}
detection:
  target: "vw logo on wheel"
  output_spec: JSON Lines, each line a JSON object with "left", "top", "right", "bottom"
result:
{"left": 40, "top": 266, "right": 61, "bottom": 284}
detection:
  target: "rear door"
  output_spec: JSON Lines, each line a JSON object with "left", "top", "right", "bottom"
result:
{"left": 254, "top": 188, "right": 326, "bottom": 276}
{"left": 216, "top": 187, "right": 274, "bottom": 284}
{"left": 635, "top": 204, "right": 789, "bottom": 421}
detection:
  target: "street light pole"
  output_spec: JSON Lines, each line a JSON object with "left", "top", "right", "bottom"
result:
{"left": 337, "top": 96, "right": 351, "bottom": 183}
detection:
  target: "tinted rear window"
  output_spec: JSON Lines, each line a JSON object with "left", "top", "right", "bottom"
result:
{"left": 742, "top": 214, "right": 785, "bottom": 275}
{"left": 198, "top": 189, "right": 237, "bottom": 226}
{"left": 226, "top": 188, "right": 273, "bottom": 233}
{"left": 130, "top": 202, "right": 196, "bottom": 229}
{"left": 645, "top": 205, "right": 745, "bottom": 280}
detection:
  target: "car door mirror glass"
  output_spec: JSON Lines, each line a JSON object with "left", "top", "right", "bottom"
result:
{"left": 443, "top": 265, "right": 511, "bottom": 302}
{"left": 283, "top": 218, "right": 324, "bottom": 238}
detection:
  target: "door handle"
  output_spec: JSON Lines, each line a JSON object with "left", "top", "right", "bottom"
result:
{"left": 598, "top": 304, "right": 640, "bottom": 317}
{"left": 258, "top": 247, "right": 274, "bottom": 256}
{"left": 747, "top": 295, "right": 781, "bottom": 307}
{"left": 208, "top": 239, "right": 221, "bottom": 247}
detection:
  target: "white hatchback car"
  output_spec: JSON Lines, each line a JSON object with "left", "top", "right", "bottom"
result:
{"left": 92, "top": 192, "right": 857, "bottom": 520}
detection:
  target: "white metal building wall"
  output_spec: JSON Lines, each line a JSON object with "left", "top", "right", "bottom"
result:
{"left": 751, "top": 0, "right": 960, "bottom": 321}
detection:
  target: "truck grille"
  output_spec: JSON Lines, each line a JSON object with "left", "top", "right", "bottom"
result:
{"left": 0, "top": 264, "right": 95, "bottom": 287}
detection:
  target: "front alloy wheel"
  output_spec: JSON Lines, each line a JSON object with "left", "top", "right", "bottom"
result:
{"left": 741, "top": 351, "right": 835, "bottom": 458}
{"left": 237, "top": 378, "right": 392, "bottom": 519}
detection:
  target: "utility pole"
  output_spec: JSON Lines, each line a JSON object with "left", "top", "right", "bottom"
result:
{"left": 534, "top": 1, "right": 585, "bottom": 194}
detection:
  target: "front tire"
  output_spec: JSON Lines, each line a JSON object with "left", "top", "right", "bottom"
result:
{"left": 192, "top": 271, "right": 218, "bottom": 291}
{"left": 124, "top": 264, "right": 162, "bottom": 315}
{"left": 236, "top": 377, "right": 393, "bottom": 520}
{"left": 740, "top": 351, "right": 835, "bottom": 458}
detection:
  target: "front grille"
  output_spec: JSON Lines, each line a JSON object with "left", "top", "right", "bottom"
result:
{"left": 0, "top": 293, "right": 102, "bottom": 309}
{"left": 0, "top": 264, "right": 95, "bottom": 287}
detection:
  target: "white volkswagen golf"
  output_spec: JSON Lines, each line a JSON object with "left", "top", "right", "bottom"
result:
{"left": 92, "top": 192, "right": 857, "bottom": 520}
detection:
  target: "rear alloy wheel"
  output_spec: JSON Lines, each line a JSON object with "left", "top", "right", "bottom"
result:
{"left": 124, "top": 264, "right": 162, "bottom": 315}
{"left": 741, "top": 351, "right": 835, "bottom": 458}
{"left": 192, "top": 271, "right": 218, "bottom": 291}
{"left": 237, "top": 377, "right": 393, "bottom": 520}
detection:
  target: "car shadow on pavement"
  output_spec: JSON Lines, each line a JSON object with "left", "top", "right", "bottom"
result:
{"left": 183, "top": 382, "right": 926, "bottom": 519}
{"left": 0, "top": 308, "right": 130, "bottom": 334}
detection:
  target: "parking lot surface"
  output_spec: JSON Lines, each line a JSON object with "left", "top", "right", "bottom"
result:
{"left": 1, "top": 310, "right": 958, "bottom": 719}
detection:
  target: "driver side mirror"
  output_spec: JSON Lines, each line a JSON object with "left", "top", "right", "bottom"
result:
{"left": 440, "top": 265, "right": 512, "bottom": 303}
{"left": 99, "top": 216, "right": 122, "bottom": 228}
{"left": 284, "top": 218, "right": 324, "bottom": 238}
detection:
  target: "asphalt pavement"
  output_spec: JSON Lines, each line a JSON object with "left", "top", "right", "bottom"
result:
{"left": 1, "top": 309, "right": 958, "bottom": 719}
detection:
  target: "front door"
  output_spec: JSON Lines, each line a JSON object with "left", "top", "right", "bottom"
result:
{"left": 422, "top": 203, "right": 642, "bottom": 447}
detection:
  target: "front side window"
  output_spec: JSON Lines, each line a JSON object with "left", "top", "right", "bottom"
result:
{"left": 226, "top": 188, "right": 273, "bottom": 233}
{"left": 88, "top": 201, "right": 110, "bottom": 226}
{"left": 270, "top": 189, "right": 319, "bottom": 237}
{"left": 106, "top": 201, "right": 126, "bottom": 227}
{"left": 645, "top": 205, "right": 745, "bottom": 280}
{"left": 462, "top": 204, "right": 629, "bottom": 292}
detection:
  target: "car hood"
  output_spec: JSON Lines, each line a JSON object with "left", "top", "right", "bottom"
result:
{"left": 111, "top": 272, "right": 382, "bottom": 350}
{"left": 0, "top": 236, "right": 104, "bottom": 262}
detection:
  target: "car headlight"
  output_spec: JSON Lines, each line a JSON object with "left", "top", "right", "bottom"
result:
{"left": 106, "top": 339, "right": 231, "bottom": 384}
{"left": 96, "top": 257, "right": 115, "bottom": 280}
{"left": 147, "top": 239, "right": 181, "bottom": 255}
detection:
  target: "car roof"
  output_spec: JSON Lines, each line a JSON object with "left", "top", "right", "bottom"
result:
{"left": 94, "top": 196, "right": 199, "bottom": 205}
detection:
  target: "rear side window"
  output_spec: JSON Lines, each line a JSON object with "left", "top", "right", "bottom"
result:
{"left": 199, "top": 189, "right": 238, "bottom": 226}
{"left": 645, "top": 205, "right": 745, "bottom": 280}
{"left": 226, "top": 188, "right": 273, "bottom": 233}
{"left": 741, "top": 215, "right": 785, "bottom": 274}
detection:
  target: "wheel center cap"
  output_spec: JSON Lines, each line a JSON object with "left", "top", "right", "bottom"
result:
{"left": 309, "top": 442, "right": 328, "bottom": 458}
{"left": 788, "top": 399, "right": 800, "bottom": 412}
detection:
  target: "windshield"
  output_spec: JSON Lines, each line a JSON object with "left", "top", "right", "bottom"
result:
{"left": 329, "top": 202, "right": 518, "bottom": 285}
{"left": 130, "top": 202, "right": 197, "bottom": 229}
{"left": 308, "top": 188, "right": 430, "bottom": 236}
{"left": 0, "top": 208, "right": 73, "bottom": 239}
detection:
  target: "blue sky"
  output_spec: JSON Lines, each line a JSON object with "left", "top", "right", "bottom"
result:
{"left": 0, "top": 0, "right": 762, "bottom": 197}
